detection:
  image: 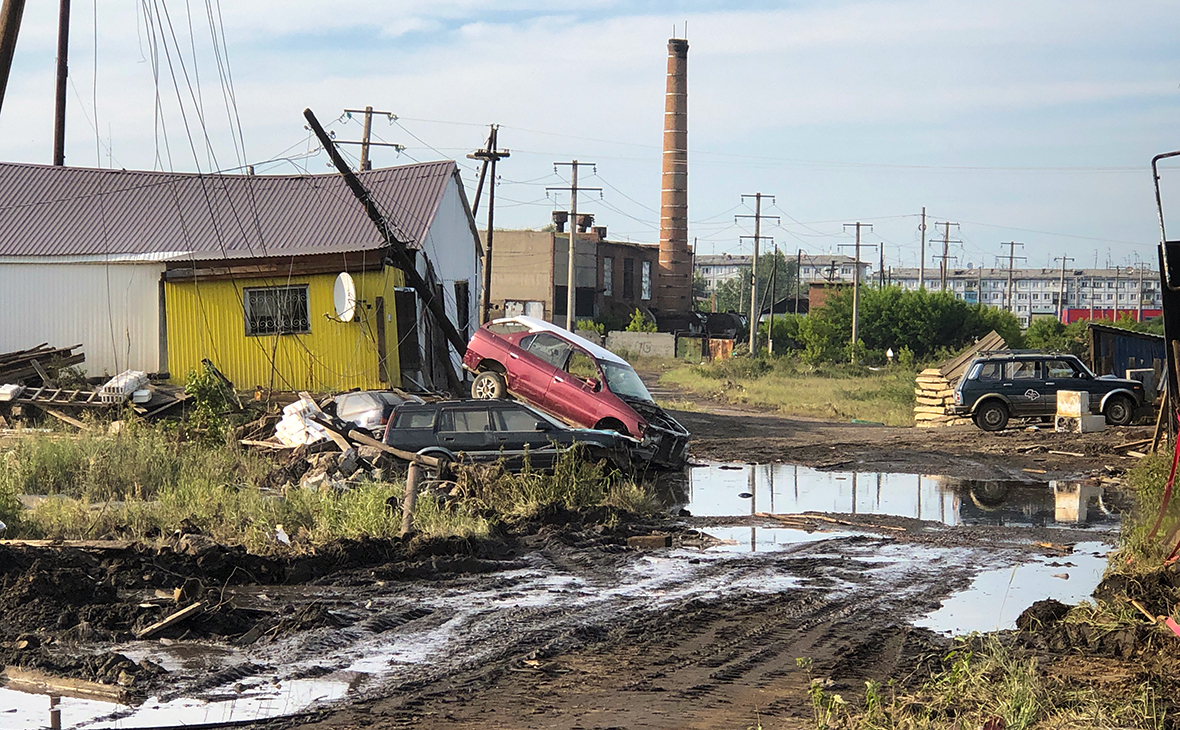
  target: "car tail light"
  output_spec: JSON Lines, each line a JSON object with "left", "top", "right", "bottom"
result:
{"left": 954, "top": 390, "right": 963, "bottom": 406}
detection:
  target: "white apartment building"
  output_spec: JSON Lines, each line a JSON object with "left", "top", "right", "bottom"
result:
{"left": 889, "top": 266, "right": 1162, "bottom": 326}
{"left": 696, "top": 253, "right": 871, "bottom": 292}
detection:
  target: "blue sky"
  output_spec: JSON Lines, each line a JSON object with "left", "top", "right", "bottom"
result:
{"left": 1, "top": 0, "right": 1178, "bottom": 271}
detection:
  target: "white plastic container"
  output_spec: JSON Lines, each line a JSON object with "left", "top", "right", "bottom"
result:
{"left": 0, "top": 383, "right": 24, "bottom": 402}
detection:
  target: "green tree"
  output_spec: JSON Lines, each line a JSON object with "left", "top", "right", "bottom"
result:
{"left": 799, "top": 286, "right": 1023, "bottom": 363}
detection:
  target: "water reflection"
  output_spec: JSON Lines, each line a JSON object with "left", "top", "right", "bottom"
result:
{"left": 685, "top": 463, "right": 1115, "bottom": 527}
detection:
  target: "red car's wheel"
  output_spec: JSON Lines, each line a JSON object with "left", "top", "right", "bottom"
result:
{"left": 471, "top": 371, "right": 507, "bottom": 400}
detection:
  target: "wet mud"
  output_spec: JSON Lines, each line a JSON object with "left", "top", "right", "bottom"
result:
{"left": 0, "top": 400, "right": 1152, "bottom": 729}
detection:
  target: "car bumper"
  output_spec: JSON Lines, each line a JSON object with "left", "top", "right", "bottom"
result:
{"left": 949, "top": 405, "right": 972, "bottom": 416}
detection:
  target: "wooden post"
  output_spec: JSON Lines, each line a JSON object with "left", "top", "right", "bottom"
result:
{"left": 401, "top": 462, "right": 422, "bottom": 537}
{"left": 0, "top": 0, "right": 26, "bottom": 117}
{"left": 1151, "top": 381, "right": 1168, "bottom": 454}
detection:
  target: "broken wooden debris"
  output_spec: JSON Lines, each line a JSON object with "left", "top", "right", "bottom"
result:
{"left": 758, "top": 511, "right": 906, "bottom": 532}
{"left": 627, "top": 534, "right": 672, "bottom": 549}
{"left": 1, "top": 666, "right": 133, "bottom": 704}
{"left": 1047, "top": 450, "right": 1086, "bottom": 458}
{"left": 135, "top": 601, "right": 205, "bottom": 639}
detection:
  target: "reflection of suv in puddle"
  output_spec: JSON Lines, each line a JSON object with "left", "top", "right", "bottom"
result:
{"left": 952, "top": 351, "right": 1144, "bottom": 431}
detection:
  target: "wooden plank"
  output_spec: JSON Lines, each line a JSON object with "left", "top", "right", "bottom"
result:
{"left": 2, "top": 666, "right": 132, "bottom": 704}
{"left": 38, "top": 406, "right": 91, "bottom": 431}
{"left": 240, "top": 439, "right": 295, "bottom": 450}
{"left": 347, "top": 429, "right": 440, "bottom": 468}
{"left": 916, "top": 396, "right": 950, "bottom": 407}
{"left": 913, "top": 405, "right": 949, "bottom": 415}
{"left": 0, "top": 539, "right": 132, "bottom": 549}
{"left": 135, "top": 601, "right": 205, "bottom": 639}
{"left": 29, "top": 359, "right": 50, "bottom": 383}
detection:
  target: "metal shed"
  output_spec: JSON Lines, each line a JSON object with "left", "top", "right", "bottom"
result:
{"left": 1087, "top": 322, "right": 1165, "bottom": 382}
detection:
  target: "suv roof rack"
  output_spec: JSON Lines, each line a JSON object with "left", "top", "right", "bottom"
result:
{"left": 976, "top": 349, "right": 1073, "bottom": 357}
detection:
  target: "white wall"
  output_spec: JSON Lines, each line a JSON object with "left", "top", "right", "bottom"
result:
{"left": 0, "top": 261, "right": 163, "bottom": 377}
{"left": 415, "top": 174, "right": 482, "bottom": 379}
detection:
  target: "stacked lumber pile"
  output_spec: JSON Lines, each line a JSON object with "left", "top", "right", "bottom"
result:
{"left": 914, "top": 330, "right": 1006, "bottom": 428}
{"left": 0, "top": 344, "right": 84, "bottom": 385}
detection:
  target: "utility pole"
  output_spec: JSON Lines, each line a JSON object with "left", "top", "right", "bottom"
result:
{"left": 999, "top": 241, "right": 1026, "bottom": 314}
{"left": 736, "top": 193, "right": 779, "bottom": 352}
{"left": 549, "top": 161, "right": 600, "bottom": 330}
{"left": 0, "top": 0, "right": 26, "bottom": 117}
{"left": 52, "top": 0, "right": 68, "bottom": 165}
{"left": 840, "top": 222, "right": 875, "bottom": 362}
{"left": 767, "top": 245, "right": 779, "bottom": 354}
{"left": 1138, "top": 264, "right": 1145, "bottom": 322}
{"left": 918, "top": 206, "right": 926, "bottom": 290}
{"left": 1112, "top": 266, "right": 1120, "bottom": 322}
{"left": 794, "top": 249, "right": 802, "bottom": 314}
{"left": 934, "top": 222, "right": 961, "bottom": 292}
{"left": 339, "top": 108, "right": 402, "bottom": 172}
{"left": 1054, "top": 255, "right": 1075, "bottom": 322}
{"left": 878, "top": 244, "right": 885, "bottom": 288}
{"left": 467, "top": 125, "right": 509, "bottom": 324}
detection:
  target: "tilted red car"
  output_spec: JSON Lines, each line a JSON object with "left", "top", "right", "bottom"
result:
{"left": 462, "top": 316, "right": 690, "bottom": 468}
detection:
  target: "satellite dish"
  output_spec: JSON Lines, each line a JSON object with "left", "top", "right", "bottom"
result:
{"left": 334, "top": 273, "right": 358, "bottom": 322}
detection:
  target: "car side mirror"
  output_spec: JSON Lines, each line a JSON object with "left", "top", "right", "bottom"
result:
{"left": 535, "top": 421, "right": 552, "bottom": 432}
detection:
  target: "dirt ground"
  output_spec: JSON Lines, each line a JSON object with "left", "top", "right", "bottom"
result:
{"left": 0, "top": 383, "right": 1159, "bottom": 730}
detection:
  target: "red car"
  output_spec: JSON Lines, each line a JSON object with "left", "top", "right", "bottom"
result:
{"left": 462, "top": 316, "right": 690, "bottom": 468}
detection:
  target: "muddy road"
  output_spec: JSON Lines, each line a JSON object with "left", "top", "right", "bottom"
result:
{"left": 0, "top": 394, "right": 1134, "bottom": 730}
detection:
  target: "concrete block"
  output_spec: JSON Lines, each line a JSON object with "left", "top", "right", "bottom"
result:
{"left": 574, "top": 330, "right": 605, "bottom": 346}
{"left": 1056, "top": 413, "right": 1105, "bottom": 433}
{"left": 1056, "top": 390, "right": 1090, "bottom": 417}
{"left": 605, "top": 331, "right": 676, "bottom": 359}
{"left": 627, "top": 534, "right": 672, "bottom": 549}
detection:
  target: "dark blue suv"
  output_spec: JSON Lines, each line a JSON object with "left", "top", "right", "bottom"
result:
{"left": 952, "top": 351, "right": 1144, "bottom": 431}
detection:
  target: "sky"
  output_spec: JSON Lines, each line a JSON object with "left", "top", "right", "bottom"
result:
{"left": 1, "top": 0, "right": 1178, "bottom": 272}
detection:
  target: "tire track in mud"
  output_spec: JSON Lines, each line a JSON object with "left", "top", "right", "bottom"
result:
{"left": 284, "top": 537, "right": 993, "bottom": 730}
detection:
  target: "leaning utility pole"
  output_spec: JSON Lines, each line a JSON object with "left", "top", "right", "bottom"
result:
{"left": 467, "top": 125, "right": 509, "bottom": 324}
{"left": 919, "top": 206, "right": 927, "bottom": 290}
{"left": 736, "top": 193, "right": 779, "bottom": 352}
{"left": 934, "top": 222, "right": 961, "bottom": 292}
{"left": 303, "top": 108, "right": 467, "bottom": 392}
{"left": 0, "top": 0, "right": 26, "bottom": 117}
{"left": 840, "top": 222, "right": 875, "bottom": 362}
{"left": 999, "top": 241, "right": 1026, "bottom": 314}
{"left": 548, "top": 161, "right": 600, "bottom": 330}
{"left": 52, "top": 0, "right": 68, "bottom": 165}
{"left": 1054, "top": 255, "right": 1075, "bottom": 322}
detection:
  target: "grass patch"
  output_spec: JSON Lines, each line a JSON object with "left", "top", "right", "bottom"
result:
{"left": 660, "top": 357, "right": 917, "bottom": 426}
{"left": 1, "top": 424, "right": 654, "bottom": 551}
{"left": 824, "top": 636, "right": 1167, "bottom": 730}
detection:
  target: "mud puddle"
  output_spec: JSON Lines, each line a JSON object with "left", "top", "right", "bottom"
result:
{"left": 685, "top": 462, "right": 1118, "bottom": 528}
{"left": 915, "top": 540, "right": 1111, "bottom": 635}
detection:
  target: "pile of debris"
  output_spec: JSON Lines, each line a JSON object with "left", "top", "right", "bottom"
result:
{"left": 914, "top": 330, "right": 1006, "bottom": 428}
{"left": 0, "top": 344, "right": 188, "bottom": 428}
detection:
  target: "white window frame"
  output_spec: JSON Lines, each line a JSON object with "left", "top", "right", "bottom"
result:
{"left": 641, "top": 260, "right": 652, "bottom": 300}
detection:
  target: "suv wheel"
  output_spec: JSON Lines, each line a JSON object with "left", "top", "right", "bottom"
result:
{"left": 471, "top": 371, "right": 507, "bottom": 400}
{"left": 974, "top": 400, "right": 1009, "bottom": 432}
{"left": 1103, "top": 395, "right": 1134, "bottom": 426}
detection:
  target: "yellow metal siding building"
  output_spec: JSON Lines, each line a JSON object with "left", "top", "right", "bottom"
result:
{"left": 166, "top": 266, "right": 404, "bottom": 392}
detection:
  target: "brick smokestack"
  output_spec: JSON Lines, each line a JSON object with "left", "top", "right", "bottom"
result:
{"left": 658, "top": 37, "right": 690, "bottom": 311}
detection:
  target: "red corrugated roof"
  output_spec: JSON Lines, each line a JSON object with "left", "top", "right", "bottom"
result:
{"left": 0, "top": 160, "right": 456, "bottom": 259}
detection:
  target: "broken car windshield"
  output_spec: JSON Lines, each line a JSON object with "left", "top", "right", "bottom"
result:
{"left": 599, "top": 361, "right": 653, "bottom": 402}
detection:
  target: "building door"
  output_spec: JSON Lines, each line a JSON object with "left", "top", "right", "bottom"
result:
{"left": 394, "top": 288, "right": 421, "bottom": 374}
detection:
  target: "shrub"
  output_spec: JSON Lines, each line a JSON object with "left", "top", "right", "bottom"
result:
{"left": 625, "top": 309, "right": 657, "bottom": 332}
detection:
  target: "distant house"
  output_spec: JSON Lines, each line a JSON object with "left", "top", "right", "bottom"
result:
{"left": 481, "top": 224, "right": 658, "bottom": 325}
{"left": 0, "top": 160, "right": 480, "bottom": 392}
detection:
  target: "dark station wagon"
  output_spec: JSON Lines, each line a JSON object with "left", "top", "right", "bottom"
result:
{"left": 952, "top": 351, "right": 1145, "bottom": 431}
{"left": 382, "top": 399, "right": 633, "bottom": 471}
